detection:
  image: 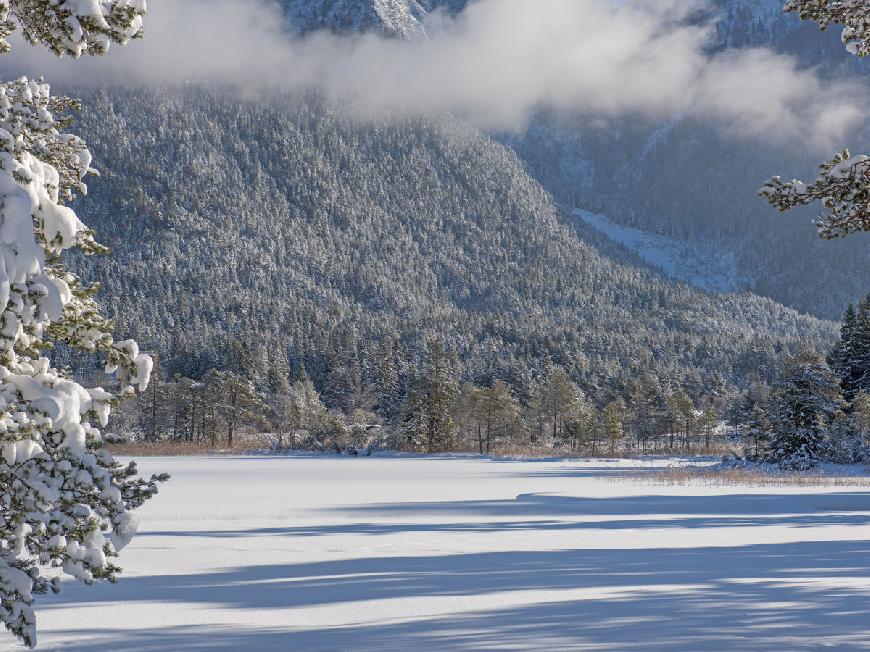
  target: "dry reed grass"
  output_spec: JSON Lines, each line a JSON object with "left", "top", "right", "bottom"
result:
{"left": 644, "top": 465, "right": 870, "bottom": 487}
{"left": 108, "top": 432, "right": 274, "bottom": 457}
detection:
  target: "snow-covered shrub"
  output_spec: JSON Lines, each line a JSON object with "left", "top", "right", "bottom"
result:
{"left": 345, "top": 410, "right": 382, "bottom": 456}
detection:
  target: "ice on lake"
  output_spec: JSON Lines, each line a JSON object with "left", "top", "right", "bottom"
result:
{"left": 30, "top": 455, "right": 870, "bottom": 651}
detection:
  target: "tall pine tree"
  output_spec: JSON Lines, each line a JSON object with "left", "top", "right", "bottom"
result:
{"left": 768, "top": 352, "right": 845, "bottom": 468}
{"left": 402, "top": 339, "right": 458, "bottom": 453}
{"left": 829, "top": 297, "right": 870, "bottom": 402}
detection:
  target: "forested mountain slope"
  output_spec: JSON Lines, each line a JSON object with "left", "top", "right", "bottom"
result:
{"left": 63, "top": 86, "right": 832, "bottom": 402}
{"left": 275, "top": 0, "right": 869, "bottom": 319}
{"left": 499, "top": 1, "right": 870, "bottom": 319}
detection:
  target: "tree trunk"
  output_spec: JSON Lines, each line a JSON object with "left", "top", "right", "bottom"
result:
{"left": 150, "top": 382, "right": 157, "bottom": 442}
{"left": 189, "top": 394, "right": 196, "bottom": 443}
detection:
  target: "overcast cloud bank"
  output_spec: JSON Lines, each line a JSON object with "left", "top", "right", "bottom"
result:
{"left": 3, "top": 0, "right": 864, "bottom": 145}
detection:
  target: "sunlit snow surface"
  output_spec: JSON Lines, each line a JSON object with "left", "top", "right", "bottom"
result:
{"left": 574, "top": 209, "right": 742, "bottom": 293}
{"left": 30, "top": 455, "right": 870, "bottom": 651}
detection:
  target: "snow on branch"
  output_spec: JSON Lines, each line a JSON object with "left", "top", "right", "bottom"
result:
{"left": 765, "top": 2, "right": 869, "bottom": 239}
{"left": 784, "top": 0, "right": 870, "bottom": 57}
{"left": 0, "top": 0, "right": 146, "bottom": 57}
{"left": 0, "top": 76, "right": 166, "bottom": 649}
{"left": 761, "top": 150, "right": 870, "bottom": 239}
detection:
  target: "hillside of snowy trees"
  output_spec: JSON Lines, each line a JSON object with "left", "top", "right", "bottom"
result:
{"left": 105, "top": 294, "right": 869, "bottom": 470}
{"left": 48, "top": 87, "right": 837, "bottom": 428}
{"left": 27, "top": 82, "right": 860, "bottom": 471}
{"left": 0, "top": 0, "right": 868, "bottom": 648}
{"left": 273, "top": 0, "right": 870, "bottom": 319}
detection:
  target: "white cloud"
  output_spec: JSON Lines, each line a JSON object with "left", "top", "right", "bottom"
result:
{"left": 3, "top": 0, "right": 865, "bottom": 146}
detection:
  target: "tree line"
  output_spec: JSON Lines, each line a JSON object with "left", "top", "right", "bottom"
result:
{"left": 731, "top": 295, "right": 870, "bottom": 468}
{"left": 109, "top": 296, "right": 869, "bottom": 468}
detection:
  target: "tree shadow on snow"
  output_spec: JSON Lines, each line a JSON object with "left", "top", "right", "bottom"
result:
{"left": 141, "top": 491, "right": 870, "bottom": 538}
{"left": 39, "top": 539, "right": 870, "bottom": 651}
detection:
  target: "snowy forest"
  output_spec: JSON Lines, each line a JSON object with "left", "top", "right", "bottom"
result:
{"left": 37, "top": 84, "right": 858, "bottom": 471}
{"left": 105, "top": 295, "right": 870, "bottom": 470}
{"left": 0, "top": 0, "right": 869, "bottom": 649}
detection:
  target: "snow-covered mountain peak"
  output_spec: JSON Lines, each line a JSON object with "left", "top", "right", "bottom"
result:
{"left": 279, "top": 0, "right": 820, "bottom": 49}
{"left": 281, "top": 0, "right": 463, "bottom": 38}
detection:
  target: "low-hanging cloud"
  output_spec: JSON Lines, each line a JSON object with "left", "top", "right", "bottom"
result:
{"left": 2, "top": 0, "right": 865, "bottom": 146}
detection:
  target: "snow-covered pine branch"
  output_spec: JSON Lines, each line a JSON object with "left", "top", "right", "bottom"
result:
{"left": 0, "top": 0, "right": 146, "bottom": 57}
{"left": 0, "top": 1, "right": 164, "bottom": 649}
{"left": 784, "top": 0, "right": 870, "bottom": 57}
{"left": 761, "top": 150, "right": 870, "bottom": 239}
{"left": 0, "top": 76, "right": 164, "bottom": 650}
{"left": 763, "top": 2, "right": 869, "bottom": 239}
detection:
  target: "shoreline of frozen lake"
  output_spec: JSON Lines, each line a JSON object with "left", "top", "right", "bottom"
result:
{"left": 23, "top": 456, "right": 870, "bottom": 651}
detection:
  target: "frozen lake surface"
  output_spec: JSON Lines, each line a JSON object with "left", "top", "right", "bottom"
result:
{"left": 23, "top": 455, "right": 870, "bottom": 650}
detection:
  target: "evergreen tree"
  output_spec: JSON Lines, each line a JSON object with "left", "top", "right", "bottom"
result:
{"left": 763, "top": 3, "right": 869, "bottom": 239}
{"left": 698, "top": 400, "right": 719, "bottom": 453}
{"left": 734, "top": 384, "right": 772, "bottom": 460}
{"left": 626, "top": 375, "right": 666, "bottom": 453}
{"left": 291, "top": 374, "right": 328, "bottom": 434}
{"left": 537, "top": 365, "right": 583, "bottom": 445}
{"left": 604, "top": 399, "right": 625, "bottom": 456}
{"left": 829, "top": 297, "right": 870, "bottom": 402}
{"left": 666, "top": 388, "right": 695, "bottom": 452}
{"left": 401, "top": 363, "right": 428, "bottom": 451}
{"left": 205, "top": 370, "right": 265, "bottom": 448}
{"left": 768, "top": 352, "right": 845, "bottom": 468}
{"left": 266, "top": 340, "right": 291, "bottom": 396}
{"left": 372, "top": 338, "right": 402, "bottom": 423}
{"left": 829, "top": 303, "right": 860, "bottom": 398}
{"left": 564, "top": 399, "right": 596, "bottom": 454}
{"left": 826, "top": 410, "right": 865, "bottom": 464}
{"left": 0, "top": 3, "right": 163, "bottom": 647}
{"left": 851, "top": 389, "right": 870, "bottom": 447}
{"left": 478, "top": 381, "right": 525, "bottom": 454}
{"left": 452, "top": 382, "right": 486, "bottom": 453}
{"left": 402, "top": 340, "right": 458, "bottom": 453}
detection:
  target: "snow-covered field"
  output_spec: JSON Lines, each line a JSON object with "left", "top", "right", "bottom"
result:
{"left": 24, "top": 455, "right": 870, "bottom": 651}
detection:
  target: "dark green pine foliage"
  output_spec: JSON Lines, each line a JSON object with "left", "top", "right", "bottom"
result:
{"left": 402, "top": 340, "right": 459, "bottom": 452}
{"left": 768, "top": 352, "right": 845, "bottom": 468}
{"left": 373, "top": 338, "right": 403, "bottom": 422}
{"left": 732, "top": 383, "right": 772, "bottom": 460}
{"left": 829, "top": 296, "right": 870, "bottom": 403}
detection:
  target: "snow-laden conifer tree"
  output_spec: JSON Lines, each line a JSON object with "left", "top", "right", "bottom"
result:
{"left": 0, "top": 1, "right": 165, "bottom": 648}
{"left": 784, "top": 0, "right": 870, "bottom": 56}
{"left": 604, "top": 399, "right": 625, "bottom": 456}
{"left": 768, "top": 352, "right": 844, "bottom": 468}
{"left": 402, "top": 340, "right": 457, "bottom": 453}
{"left": 828, "top": 297, "right": 870, "bottom": 401}
{"left": 762, "top": 2, "right": 869, "bottom": 238}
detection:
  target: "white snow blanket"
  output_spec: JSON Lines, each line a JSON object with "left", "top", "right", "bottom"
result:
{"left": 32, "top": 455, "right": 870, "bottom": 650}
